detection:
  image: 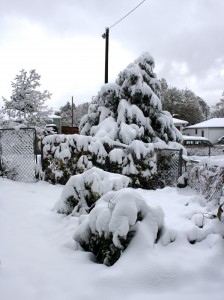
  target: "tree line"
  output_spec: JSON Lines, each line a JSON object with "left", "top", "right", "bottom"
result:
{"left": 1, "top": 69, "right": 224, "bottom": 130}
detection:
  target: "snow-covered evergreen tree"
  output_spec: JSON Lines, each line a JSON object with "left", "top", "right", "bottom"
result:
{"left": 41, "top": 53, "right": 185, "bottom": 188}
{"left": 80, "top": 52, "right": 181, "bottom": 144}
{"left": 3, "top": 69, "right": 53, "bottom": 127}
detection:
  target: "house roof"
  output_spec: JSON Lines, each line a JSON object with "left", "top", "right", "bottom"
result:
{"left": 185, "top": 118, "right": 224, "bottom": 129}
{"left": 172, "top": 117, "right": 188, "bottom": 125}
{"left": 49, "top": 114, "right": 61, "bottom": 119}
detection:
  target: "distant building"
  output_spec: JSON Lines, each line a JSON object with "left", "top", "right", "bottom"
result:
{"left": 172, "top": 117, "right": 188, "bottom": 133}
{"left": 183, "top": 118, "right": 224, "bottom": 144}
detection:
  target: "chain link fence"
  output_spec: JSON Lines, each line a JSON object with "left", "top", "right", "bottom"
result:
{"left": 39, "top": 135, "right": 184, "bottom": 188}
{"left": 0, "top": 128, "right": 37, "bottom": 182}
{"left": 185, "top": 159, "right": 224, "bottom": 203}
{"left": 156, "top": 148, "right": 183, "bottom": 187}
{"left": 185, "top": 145, "right": 224, "bottom": 157}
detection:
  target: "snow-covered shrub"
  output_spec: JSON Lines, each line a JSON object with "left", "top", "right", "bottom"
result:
{"left": 74, "top": 189, "right": 164, "bottom": 266}
{"left": 40, "top": 134, "right": 92, "bottom": 184}
{"left": 41, "top": 133, "right": 184, "bottom": 188}
{"left": 54, "top": 167, "right": 131, "bottom": 215}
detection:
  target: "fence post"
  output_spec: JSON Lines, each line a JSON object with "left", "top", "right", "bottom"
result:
{"left": 179, "top": 149, "right": 183, "bottom": 177}
{"left": 41, "top": 140, "right": 45, "bottom": 171}
{"left": 33, "top": 129, "right": 37, "bottom": 163}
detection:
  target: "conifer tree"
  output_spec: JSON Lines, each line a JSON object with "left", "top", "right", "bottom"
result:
{"left": 42, "top": 53, "right": 185, "bottom": 189}
{"left": 80, "top": 52, "right": 181, "bottom": 144}
{"left": 3, "top": 69, "right": 52, "bottom": 127}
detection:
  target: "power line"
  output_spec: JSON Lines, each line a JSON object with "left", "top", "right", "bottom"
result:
{"left": 109, "top": 0, "right": 147, "bottom": 29}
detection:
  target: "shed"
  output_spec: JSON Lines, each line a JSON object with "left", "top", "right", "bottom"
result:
{"left": 183, "top": 118, "right": 224, "bottom": 144}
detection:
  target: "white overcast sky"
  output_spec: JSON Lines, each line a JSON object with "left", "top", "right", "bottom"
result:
{"left": 0, "top": 0, "right": 224, "bottom": 111}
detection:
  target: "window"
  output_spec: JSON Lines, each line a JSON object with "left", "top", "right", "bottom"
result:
{"left": 201, "top": 130, "right": 204, "bottom": 137}
{"left": 195, "top": 129, "right": 198, "bottom": 134}
{"left": 203, "top": 140, "right": 212, "bottom": 146}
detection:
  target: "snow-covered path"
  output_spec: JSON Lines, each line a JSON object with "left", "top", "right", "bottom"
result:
{"left": 0, "top": 178, "right": 223, "bottom": 300}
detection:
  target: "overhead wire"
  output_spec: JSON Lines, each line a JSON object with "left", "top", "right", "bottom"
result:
{"left": 109, "top": 0, "right": 147, "bottom": 29}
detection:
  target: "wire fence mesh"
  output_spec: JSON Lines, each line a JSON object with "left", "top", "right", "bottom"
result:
{"left": 185, "top": 159, "right": 224, "bottom": 203}
{"left": 156, "top": 148, "right": 183, "bottom": 188}
{"left": 185, "top": 145, "right": 224, "bottom": 157}
{"left": 0, "top": 128, "right": 37, "bottom": 182}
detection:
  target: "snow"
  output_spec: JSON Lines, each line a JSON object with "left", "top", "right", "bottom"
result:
{"left": 54, "top": 167, "right": 131, "bottom": 215}
{"left": 182, "top": 135, "right": 211, "bottom": 141}
{"left": 76, "top": 189, "right": 164, "bottom": 250}
{"left": 48, "top": 114, "right": 61, "bottom": 119}
{"left": 172, "top": 117, "right": 189, "bottom": 125}
{"left": 90, "top": 116, "right": 118, "bottom": 140}
{"left": 185, "top": 118, "right": 224, "bottom": 129}
{"left": 0, "top": 178, "right": 224, "bottom": 300}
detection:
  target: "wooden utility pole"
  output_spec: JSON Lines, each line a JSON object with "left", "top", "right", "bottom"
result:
{"left": 71, "top": 96, "right": 74, "bottom": 127}
{"left": 101, "top": 1, "right": 146, "bottom": 84}
{"left": 102, "top": 27, "right": 109, "bottom": 83}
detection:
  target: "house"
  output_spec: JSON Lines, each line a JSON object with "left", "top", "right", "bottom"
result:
{"left": 183, "top": 118, "right": 224, "bottom": 144}
{"left": 172, "top": 117, "right": 188, "bottom": 133}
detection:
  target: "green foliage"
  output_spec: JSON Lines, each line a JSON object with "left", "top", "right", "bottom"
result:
{"left": 160, "top": 78, "right": 210, "bottom": 125}
{"left": 84, "top": 231, "right": 135, "bottom": 266}
{"left": 79, "top": 211, "right": 143, "bottom": 266}
{"left": 84, "top": 182, "right": 101, "bottom": 208}
{"left": 65, "top": 196, "right": 79, "bottom": 212}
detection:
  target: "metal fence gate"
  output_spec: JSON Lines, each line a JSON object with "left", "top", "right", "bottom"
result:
{"left": 0, "top": 128, "right": 37, "bottom": 182}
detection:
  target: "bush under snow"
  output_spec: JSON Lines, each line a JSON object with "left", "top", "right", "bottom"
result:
{"left": 74, "top": 188, "right": 164, "bottom": 266}
{"left": 54, "top": 167, "right": 131, "bottom": 215}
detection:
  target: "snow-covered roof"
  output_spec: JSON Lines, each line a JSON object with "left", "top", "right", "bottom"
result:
{"left": 49, "top": 114, "right": 61, "bottom": 119}
{"left": 185, "top": 118, "right": 224, "bottom": 129}
{"left": 182, "top": 135, "right": 210, "bottom": 141}
{"left": 172, "top": 117, "right": 188, "bottom": 125}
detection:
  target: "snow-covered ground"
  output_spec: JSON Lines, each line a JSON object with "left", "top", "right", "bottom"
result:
{"left": 0, "top": 178, "right": 224, "bottom": 300}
